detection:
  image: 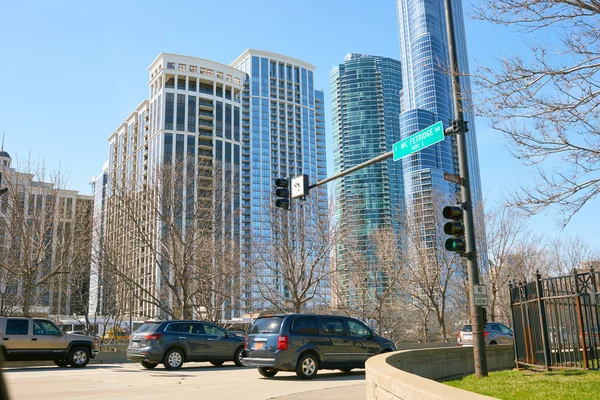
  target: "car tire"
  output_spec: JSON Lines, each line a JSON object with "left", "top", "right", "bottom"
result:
{"left": 340, "top": 368, "right": 352, "bottom": 373}
{"left": 141, "top": 360, "right": 158, "bottom": 369}
{"left": 54, "top": 359, "right": 69, "bottom": 368}
{"left": 233, "top": 347, "right": 244, "bottom": 367}
{"left": 489, "top": 341, "right": 497, "bottom": 345}
{"left": 258, "top": 367, "right": 278, "bottom": 378}
{"left": 163, "top": 348, "right": 184, "bottom": 370}
{"left": 68, "top": 346, "right": 91, "bottom": 368}
{"left": 210, "top": 361, "right": 224, "bottom": 366}
{"left": 296, "top": 353, "right": 319, "bottom": 380}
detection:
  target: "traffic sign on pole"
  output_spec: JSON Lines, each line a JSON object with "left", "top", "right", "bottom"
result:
{"left": 393, "top": 121, "right": 444, "bottom": 161}
{"left": 473, "top": 285, "right": 488, "bottom": 306}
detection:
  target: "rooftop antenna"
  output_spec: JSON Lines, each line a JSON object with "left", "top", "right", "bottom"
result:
{"left": 1, "top": 132, "right": 4, "bottom": 151}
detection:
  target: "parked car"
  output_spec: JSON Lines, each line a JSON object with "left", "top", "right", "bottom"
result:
{"left": 242, "top": 314, "right": 396, "bottom": 379}
{"left": 0, "top": 317, "right": 98, "bottom": 367}
{"left": 127, "top": 319, "right": 245, "bottom": 370}
{"left": 457, "top": 322, "right": 513, "bottom": 346}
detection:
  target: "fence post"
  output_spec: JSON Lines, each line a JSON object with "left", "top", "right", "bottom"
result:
{"left": 589, "top": 267, "right": 600, "bottom": 368}
{"left": 535, "top": 271, "right": 551, "bottom": 370}
{"left": 509, "top": 280, "right": 519, "bottom": 368}
{"left": 574, "top": 268, "right": 589, "bottom": 369}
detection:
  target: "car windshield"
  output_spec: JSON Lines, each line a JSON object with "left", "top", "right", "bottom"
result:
{"left": 462, "top": 325, "right": 472, "bottom": 332}
{"left": 135, "top": 322, "right": 161, "bottom": 334}
{"left": 249, "top": 317, "right": 283, "bottom": 334}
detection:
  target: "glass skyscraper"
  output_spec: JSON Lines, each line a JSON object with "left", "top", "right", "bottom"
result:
{"left": 330, "top": 53, "right": 403, "bottom": 304}
{"left": 231, "top": 50, "right": 328, "bottom": 311}
{"left": 396, "top": 0, "right": 483, "bottom": 230}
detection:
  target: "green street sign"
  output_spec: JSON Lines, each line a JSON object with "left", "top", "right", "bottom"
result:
{"left": 393, "top": 121, "right": 444, "bottom": 161}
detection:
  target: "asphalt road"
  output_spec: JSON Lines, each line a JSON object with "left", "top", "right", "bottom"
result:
{"left": 2, "top": 362, "right": 366, "bottom": 400}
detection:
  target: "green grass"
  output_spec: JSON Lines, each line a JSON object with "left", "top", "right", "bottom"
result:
{"left": 445, "top": 369, "right": 600, "bottom": 400}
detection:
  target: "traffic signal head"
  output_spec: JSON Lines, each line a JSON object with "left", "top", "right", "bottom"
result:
{"left": 443, "top": 205, "right": 465, "bottom": 253}
{"left": 274, "top": 178, "right": 290, "bottom": 210}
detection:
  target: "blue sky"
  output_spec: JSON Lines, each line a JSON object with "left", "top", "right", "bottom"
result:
{"left": 0, "top": 0, "right": 597, "bottom": 248}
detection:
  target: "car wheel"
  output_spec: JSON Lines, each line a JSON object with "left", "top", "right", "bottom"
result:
{"left": 489, "top": 341, "right": 497, "bottom": 345}
{"left": 210, "top": 361, "right": 224, "bottom": 366}
{"left": 296, "top": 353, "right": 319, "bottom": 379}
{"left": 340, "top": 368, "right": 352, "bottom": 373}
{"left": 141, "top": 360, "right": 158, "bottom": 369}
{"left": 163, "top": 348, "right": 184, "bottom": 370}
{"left": 68, "top": 346, "right": 90, "bottom": 368}
{"left": 54, "top": 359, "right": 69, "bottom": 368}
{"left": 233, "top": 347, "right": 244, "bottom": 367}
{"left": 258, "top": 367, "right": 278, "bottom": 377}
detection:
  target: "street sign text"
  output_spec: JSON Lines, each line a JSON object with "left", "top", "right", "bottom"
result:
{"left": 393, "top": 121, "right": 444, "bottom": 161}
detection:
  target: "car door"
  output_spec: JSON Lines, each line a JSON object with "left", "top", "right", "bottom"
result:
{"left": 489, "top": 323, "right": 509, "bottom": 344}
{"left": 2, "top": 319, "right": 31, "bottom": 360}
{"left": 317, "top": 316, "right": 350, "bottom": 368}
{"left": 31, "top": 320, "right": 67, "bottom": 360}
{"left": 346, "top": 319, "right": 378, "bottom": 367}
{"left": 177, "top": 322, "right": 206, "bottom": 361}
{"left": 202, "top": 323, "right": 234, "bottom": 360}
{"left": 497, "top": 323, "right": 514, "bottom": 345}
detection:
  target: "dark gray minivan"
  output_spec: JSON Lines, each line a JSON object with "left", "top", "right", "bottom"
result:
{"left": 127, "top": 319, "right": 245, "bottom": 370}
{"left": 242, "top": 314, "right": 396, "bottom": 379}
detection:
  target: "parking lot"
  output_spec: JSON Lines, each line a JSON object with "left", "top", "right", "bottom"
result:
{"left": 2, "top": 362, "right": 366, "bottom": 400}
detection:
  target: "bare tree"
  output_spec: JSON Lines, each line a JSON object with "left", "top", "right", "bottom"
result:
{"left": 548, "top": 235, "right": 600, "bottom": 275}
{"left": 333, "top": 225, "right": 408, "bottom": 339}
{"left": 472, "top": 1, "right": 600, "bottom": 224}
{"left": 102, "top": 159, "right": 241, "bottom": 321}
{"left": 481, "top": 203, "right": 527, "bottom": 322}
{"left": 252, "top": 199, "right": 334, "bottom": 314}
{"left": 401, "top": 193, "right": 463, "bottom": 342}
{"left": 0, "top": 158, "right": 76, "bottom": 315}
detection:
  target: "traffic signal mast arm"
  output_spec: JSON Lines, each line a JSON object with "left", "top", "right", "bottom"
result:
{"left": 308, "top": 150, "right": 394, "bottom": 190}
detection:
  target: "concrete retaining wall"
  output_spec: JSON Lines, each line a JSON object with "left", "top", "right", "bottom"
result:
{"left": 365, "top": 345, "right": 514, "bottom": 400}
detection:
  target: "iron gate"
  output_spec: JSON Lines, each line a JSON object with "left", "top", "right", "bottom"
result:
{"left": 510, "top": 269, "right": 600, "bottom": 369}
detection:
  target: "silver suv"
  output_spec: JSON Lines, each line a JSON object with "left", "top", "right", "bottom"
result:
{"left": 0, "top": 317, "right": 98, "bottom": 367}
{"left": 457, "top": 322, "right": 513, "bottom": 346}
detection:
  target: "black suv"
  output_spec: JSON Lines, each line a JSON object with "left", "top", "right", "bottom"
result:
{"left": 242, "top": 314, "right": 396, "bottom": 379}
{"left": 127, "top": 319, "right": 245, "bottom": 370}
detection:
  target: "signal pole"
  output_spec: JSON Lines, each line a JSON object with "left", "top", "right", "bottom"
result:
{"left": 443, "top": 0, "right": 488, "bottom": 377}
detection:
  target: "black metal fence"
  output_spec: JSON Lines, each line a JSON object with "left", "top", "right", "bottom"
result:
{"left": 510, "top": 269, "right": 600, "bottom": 370}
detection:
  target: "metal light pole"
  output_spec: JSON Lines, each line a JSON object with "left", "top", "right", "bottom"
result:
{"left": 442, "top": 0, "right": 488, "bottom": 377}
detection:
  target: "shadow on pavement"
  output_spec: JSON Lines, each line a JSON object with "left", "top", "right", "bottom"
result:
{"left": 3, "top": 364, "right": 121, "bottom": 373}
{"left": 262, "top": 370, "right": 365, "bottom": 382}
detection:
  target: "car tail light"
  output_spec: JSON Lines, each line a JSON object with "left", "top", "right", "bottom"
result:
{"left": 484, "top": 331, "right": 488, "bottom": 338}
{"left": 144, "top": 333, "right": 162, "bottom": 341}
{"left": 277, "top": 335, "right": 288, "bottom": 351}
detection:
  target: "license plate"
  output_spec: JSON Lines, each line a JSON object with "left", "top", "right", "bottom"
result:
{"left": 464, "top": 334, "right": 472, "bottom": 339}
{"left": 131, "top": 341, "right": 140, "bottom": 348}
{"left": 253, "top": 342, "right": 264, "bottom": 350}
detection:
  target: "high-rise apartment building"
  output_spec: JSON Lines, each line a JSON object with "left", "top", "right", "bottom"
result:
{"left": 88, "top": 162, "right": 108, "bottom": 316}
{"left": 98, "top": 54, "right": 245, "bottom": 320}
{"left": 95, "top": 50, "right": 328, "bottom": 319}
{"left": 396, "top": 0, "right": 483, "bottom": 232}
{"left": 231, "top": 50, "right": 329, "bottom": 310}
{"left": 330, "top": 53, "right": 403, "bottom": 304}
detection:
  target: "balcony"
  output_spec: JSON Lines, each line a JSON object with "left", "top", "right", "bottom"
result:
{"left": 198, "top": 99, "right": 214, "bottom": 109}
{"left": 198, "top": 110, "right": 213, "bottom": 120}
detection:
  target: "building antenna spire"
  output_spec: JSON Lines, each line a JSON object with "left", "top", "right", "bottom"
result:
{"left": 1, "top": 132, "right": 4, "bottom": 151}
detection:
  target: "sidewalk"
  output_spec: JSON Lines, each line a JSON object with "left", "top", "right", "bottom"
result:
{"left": 271, "top": 384, "right": 365, "bottom": 400}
